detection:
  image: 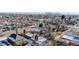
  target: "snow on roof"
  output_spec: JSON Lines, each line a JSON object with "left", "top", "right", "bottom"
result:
{"left": 65, "top": 32, "right": 74, "bottom": 37}
{"left": 36, "top": 36, "right": 47, "bottom": 44}
{"left": 62, "top": 35, "right": 73, "bottom": 40}
{"left": 38, "top": 36, "right": 47, "bottom": 42}
{"left": 25, "top": 32, "right": 33, "bottom": 37}
{"left": 32, "top": 27, "right": 43, "bottom": 32}
{"left": 0, "top": 37, "right": 7, "bottom": 41}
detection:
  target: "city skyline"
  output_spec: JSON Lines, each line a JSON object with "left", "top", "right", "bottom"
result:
{"left": 1, "top": 12, "right": 79, "bottom": 15}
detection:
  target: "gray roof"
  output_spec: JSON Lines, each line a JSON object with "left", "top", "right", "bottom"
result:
{"left": 32, "top": 27, "right": 44, "bottom": 33}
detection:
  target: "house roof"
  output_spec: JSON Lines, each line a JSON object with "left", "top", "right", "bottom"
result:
{"left": 62, "top": 35, "right": 73, "bottom": 40}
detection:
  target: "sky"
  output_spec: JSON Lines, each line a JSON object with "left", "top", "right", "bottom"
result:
{"left": 0, "top": 0, "right": 79, "bottom": 14}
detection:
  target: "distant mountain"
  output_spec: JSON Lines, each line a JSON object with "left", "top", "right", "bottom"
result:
{"left": 45, "top": 12, "right": 62, "bottom": 16}
{"left": 45, "top": 12, "right": 79, "bottom": 16}
{"left": 0, "top": 12, "right": 79, "bottom": 16}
